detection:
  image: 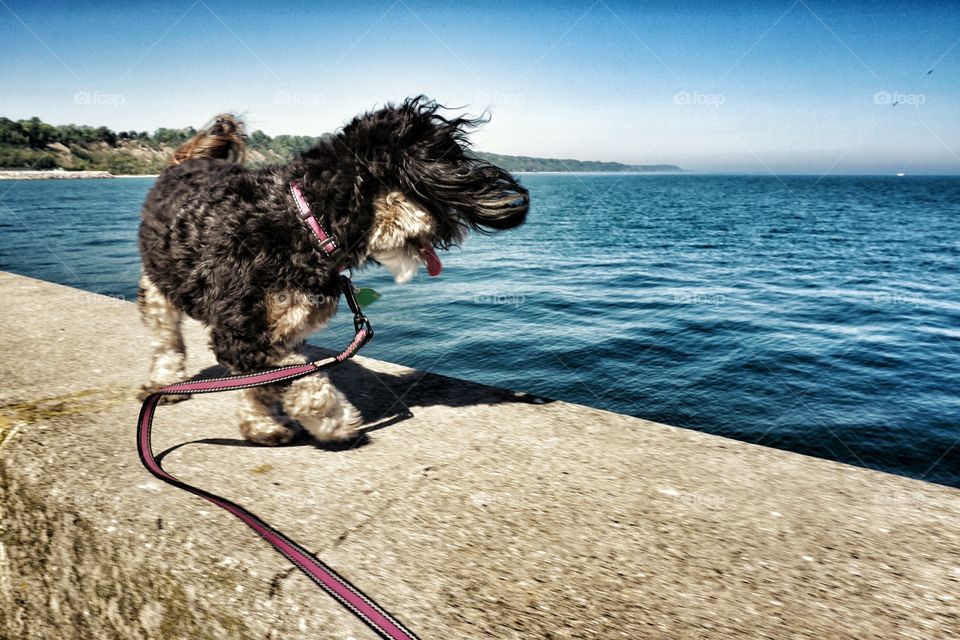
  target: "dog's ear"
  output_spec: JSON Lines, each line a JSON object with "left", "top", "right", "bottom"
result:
{"left": 433, "top": 159, "right": 529, "bottom": 231}
{"left": 395, "top": 98, "right": 529, "bottom": 232}
{"left": 410, "top": 152, "right": 529, "bottom": 232}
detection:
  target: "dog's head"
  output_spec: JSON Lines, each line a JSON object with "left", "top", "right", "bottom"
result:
{"left": 337, "top": 96, "right": 529, "bottom": 282}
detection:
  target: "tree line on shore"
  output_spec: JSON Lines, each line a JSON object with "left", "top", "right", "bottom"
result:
{"left": 0, "top": 116, "right": 322, "bottom": 173}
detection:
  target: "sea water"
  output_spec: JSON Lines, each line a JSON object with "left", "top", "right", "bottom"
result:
{"left": 2, "top": 174, "right": 957, "bottom": 486}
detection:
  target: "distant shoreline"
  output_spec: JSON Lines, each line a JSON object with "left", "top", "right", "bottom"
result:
{"left": 2, "top": 115, "right": 683, "bottom": 176}
{"left": 514, "top": 170, "right": 685, "bottom": 175}
{"left": 1, "top": 169, "right": 686, "bottom": 180}
{"left": 0, "top": 170, "right": 159, "bottom": 180}
{"left": 1, "top": 168, "right": 685, "bottom": 180}
{"left": 4, "top": 169, "right": 956, "bottom": 180}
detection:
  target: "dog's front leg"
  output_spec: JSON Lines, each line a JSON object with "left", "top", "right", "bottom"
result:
{"left": 263, "top": 290, "right": 363, "bottom": 443}
{"left": 224, "top": 349, "right": 362, "bottom": 446}
{"left": 237, "top": 384, "right": 297, "bottom": 446}
{"left": 280, "top": 369, "right": 363, "bottom": 443}
{"left": 211, "top": 328, "right": 302, "bottom": 446}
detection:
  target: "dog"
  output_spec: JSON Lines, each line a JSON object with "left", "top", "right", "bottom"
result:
{"left": 137, "top": 97, "right": 528, "bottom": 445}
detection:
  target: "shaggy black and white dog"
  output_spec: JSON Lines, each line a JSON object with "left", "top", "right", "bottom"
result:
{"left": 138, "top": 97, "right": 528, "bottom": 445}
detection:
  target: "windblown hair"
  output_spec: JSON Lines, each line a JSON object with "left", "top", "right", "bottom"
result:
{"left": 169, "top": 114, "right": 246, "bottom": 167}
{"left": 295, "top": 96, "right": 529, "bottom": 249}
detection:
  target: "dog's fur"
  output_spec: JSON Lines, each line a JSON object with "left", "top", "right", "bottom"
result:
{"left": 138, "top": 97, "right": 528, "bottom": 444}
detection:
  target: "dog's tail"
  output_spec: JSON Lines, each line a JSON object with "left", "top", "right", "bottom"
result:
{"left": 168, "top": 114, "right": 246, "bottom": 167}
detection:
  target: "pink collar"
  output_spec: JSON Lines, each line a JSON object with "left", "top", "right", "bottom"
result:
{"left": 290, "top": 181, "right": 341, "bottom": 260}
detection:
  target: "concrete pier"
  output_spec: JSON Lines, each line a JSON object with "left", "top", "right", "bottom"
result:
{"left": 1, "top": 271, "right": 957, "bottom": 639}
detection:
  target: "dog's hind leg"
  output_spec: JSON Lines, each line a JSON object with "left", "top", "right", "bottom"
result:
{"left": 137, "top": 274, "right": 188, "bottom": 400}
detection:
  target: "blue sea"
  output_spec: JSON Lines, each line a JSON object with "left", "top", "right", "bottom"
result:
{"left": 1, "top": 174, "right": 958, "bottom": 487}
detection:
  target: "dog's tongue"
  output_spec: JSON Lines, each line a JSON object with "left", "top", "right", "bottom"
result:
{"left": 420, "top": 241, "right": 442, "bottom": 277}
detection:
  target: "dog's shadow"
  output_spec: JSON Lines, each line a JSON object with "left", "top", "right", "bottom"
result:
{"left": 165, "top": 344, "right": 552, "bottom": 456}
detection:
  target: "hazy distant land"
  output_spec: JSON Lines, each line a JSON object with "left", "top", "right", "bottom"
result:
{"left": 477, "top": 151, "right": 680, "bottom": 173}
{"left": 0, "top": 116, "right": 680, "bottom": 177}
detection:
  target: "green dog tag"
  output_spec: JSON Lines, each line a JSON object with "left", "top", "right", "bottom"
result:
{"left": 355, "top": 287, "right": 381, "bottom": 308}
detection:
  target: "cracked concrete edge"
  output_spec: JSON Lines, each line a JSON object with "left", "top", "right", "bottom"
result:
{"left": 0, "top": 420, "right": 376, "bottom": 640}
{"left": 0, "top": 457, "right": 252, "bottom": 639}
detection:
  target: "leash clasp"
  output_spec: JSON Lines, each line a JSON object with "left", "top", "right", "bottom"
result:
{"left": 338, "top": 274, "right": 374, "bottom": 345}
{"left": 339, "top": 275, "right": 363, "bottom": 314}
{"left": 353, "top": 314, "right": 373, "bottom": 339}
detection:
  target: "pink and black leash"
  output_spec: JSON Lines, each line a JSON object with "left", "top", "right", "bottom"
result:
{"left": 136, "top": 184, "right": 423, "bottom": 639}
{"left": 137, "top": 277, "right": 420, "bottom": 640}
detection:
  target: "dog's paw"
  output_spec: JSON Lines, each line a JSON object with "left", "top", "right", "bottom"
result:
{"left": 239, "top": 413, "right": 297, "bottom": 446}
{"left": 300, "top": 402, "right": 364, "bottom": 443}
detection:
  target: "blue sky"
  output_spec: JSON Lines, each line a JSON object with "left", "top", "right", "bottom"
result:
{"left": 1, "top": 0, "right": 958, "bottom": 173}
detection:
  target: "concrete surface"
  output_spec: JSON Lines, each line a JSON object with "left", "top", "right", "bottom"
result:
{"left": 0, "top": 270, "right": 957, "bottom": 639}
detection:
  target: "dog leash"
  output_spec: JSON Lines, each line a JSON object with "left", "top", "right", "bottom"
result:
{"left": 137, "top": 214, "right": 423, "bottom": 639}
